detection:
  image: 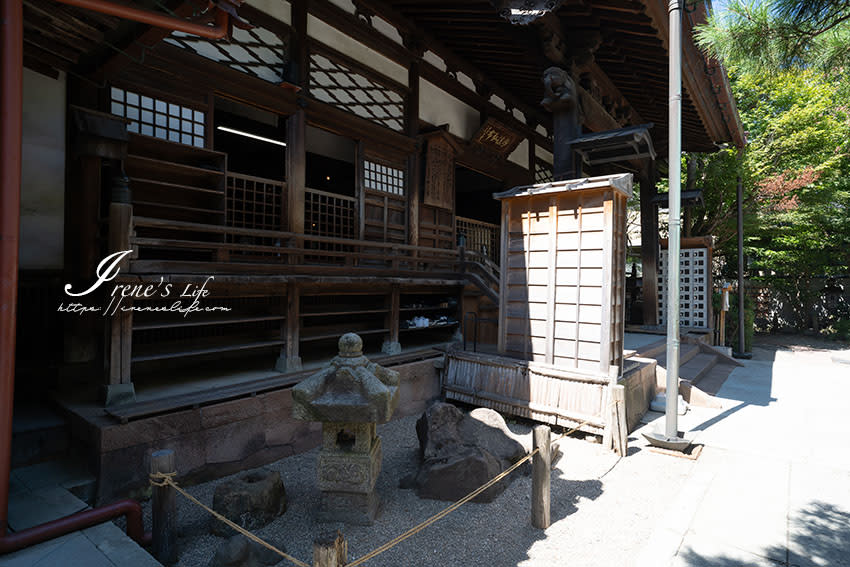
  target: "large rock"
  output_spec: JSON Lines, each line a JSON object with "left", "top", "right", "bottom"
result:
{"left": 411, "top": 402, "right": 529, "bottom": 502}
{"left": 211, "top": 470, "right": 286, "bottom": 536}
{"left": 209, "top": 534, "right": 284, "bottom": 567}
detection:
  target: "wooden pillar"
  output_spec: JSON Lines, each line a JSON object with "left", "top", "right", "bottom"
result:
{"left": 531, "top": 425, "right": 551, "bottom": 529}
{"left": 383, "top": 284, "right": 401, "bottom": 355}
{"left": 104, "top": 171, "right": 135, "bottom": 406}
{"left": 277, "top": 281, "right": 301, "bottom": 372}
{"left": 639, "top": 164, "right": 659, "bottom": 326}
{"left": 406, "top": 57, "right": 420, "bottom": 249}
{"left": 286, "top": 110, "right": 306, "bottom": 237}
{"left": 287, "top": 0, "right": 307, "bottom": 238}
{"left": 150, "top": 449, "right": 177, "bottom": 565}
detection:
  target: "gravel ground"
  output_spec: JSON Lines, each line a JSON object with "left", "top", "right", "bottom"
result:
{"left": 134, "top": 411, "right": 698, "bottom": 567}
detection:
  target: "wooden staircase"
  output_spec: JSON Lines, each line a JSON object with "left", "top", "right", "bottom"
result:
{"left": 631, "top": 333, "right": 743, "bottom": 407}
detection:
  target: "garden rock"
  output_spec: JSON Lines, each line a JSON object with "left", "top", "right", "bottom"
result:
{"left": 209, "top": 534, "right": 283, "bottom": 567}
{"left": 412, "top": 402, "right": 529, "bottom": 502}
{"left": 211, "top": 469, "right": 287, "bottom": 536}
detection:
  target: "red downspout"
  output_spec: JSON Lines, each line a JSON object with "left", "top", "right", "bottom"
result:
{"left": 0, "top": 0, "right": 24, "bottom": 540}
{"left": 1, "top": 0, "right": 229, "bottom": 553}
{"left": 0, "top": 499, "right": 152, "bottom": 554}
{"left": 55, "top": 0, "right": 231, "bottom": 39}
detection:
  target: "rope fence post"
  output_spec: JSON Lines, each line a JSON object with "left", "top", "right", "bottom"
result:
{"left": 150, "top": 449, "right": 177, "bottom": 565}
{"left": 531, "top": 424, "right": 551, "bottom": 529}
{"left": 313, "top": 531, "right": 347, "bottom": 567}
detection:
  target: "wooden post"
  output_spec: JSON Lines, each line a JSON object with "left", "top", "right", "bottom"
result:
{"left": 278, "top": 281, "right": 302, "bottom": 372}
{"left": 313, "top": 531, "right": 347, "bottom": 567}
{"left": 639, "top": 165, "right": 659, "bottom": 326}
{"left": 531, "top": 425, "right": 551, "bottom": 529}
{"left": 151, "top": 449, "right": 177, "bottom": 565}
{"left": 104, "top": 171, "right": 135, "bottom": 406}
{"left": 611, "top": 385, "right": 628, "bottom": 457}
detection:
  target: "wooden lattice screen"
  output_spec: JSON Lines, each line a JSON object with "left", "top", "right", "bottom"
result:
{"left": 304, "top": 188, "right": 356, "bottom": 260}
{"left": 164, "top": 9, "right": 290, "bottom": 84}
{"left": 534, "top": 161, "right": 554, "bottom": 184}
{"left": 226, "top": 172, "right": 286, "bottom": 256}
{"left": 456, "top": 216, "right": 500, "bottom": 265}
{"left": 363, "top": 158, "right": 406, "bottom": 244}
{"left": 309, "top": 47, "right": 405, "bottom": 132}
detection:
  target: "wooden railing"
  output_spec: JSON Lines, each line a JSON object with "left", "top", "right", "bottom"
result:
{"left": 129, "top": 216, "right": 463, "bottom": 277}
{"left": 456, "top": 216, "right": 500, "bottom": 266}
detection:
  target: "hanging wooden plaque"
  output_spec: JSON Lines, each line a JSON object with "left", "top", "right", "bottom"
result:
{"left": 424, "top": 135, "right": 456, "bottom": 209}
{"left": 471, "top": 118, "right": 523, "bottom": 158}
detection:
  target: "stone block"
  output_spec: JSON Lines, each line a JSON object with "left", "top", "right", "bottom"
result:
{"left": 259, "top": 389, "right": 292, "bottom": 415}
{"left": 99, "top": 409, "right": 201, "bottom": 452}
{"left": 205, "top": 417, "right": 266, "bottom": 465}
{"left": 317, "top": 437, "right": 381, "bottom": 494}
{"left": 318, "top": 489, "right": 380, "bottom": 526}
{"left": 201, "top": 397, "right": 263, "bottom": 429}
{"left": 211, "top": 469, "right": 287, "bottom": 537}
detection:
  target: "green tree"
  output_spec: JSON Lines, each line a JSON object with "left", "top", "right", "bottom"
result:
{"left": 715, "top": 68, "right": 850, "bottom": 329}
{"left": 695, "top": 0, "right": 850, "bottom": 73}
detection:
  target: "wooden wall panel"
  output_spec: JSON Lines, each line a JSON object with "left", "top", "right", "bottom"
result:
{"left": 497, "top": 175, "right": 632, "bottom": 379}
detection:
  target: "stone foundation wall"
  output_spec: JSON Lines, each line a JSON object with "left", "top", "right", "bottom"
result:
{"left": 619, "top": 357, "right": 657, "bottom": 433}
{"left": 92, "top": 357, "right": 443, "bottom": 503}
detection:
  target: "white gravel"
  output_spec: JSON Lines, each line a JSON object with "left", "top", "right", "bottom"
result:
{"left": 139, "top": 412, "right": 698, "bottom": 567}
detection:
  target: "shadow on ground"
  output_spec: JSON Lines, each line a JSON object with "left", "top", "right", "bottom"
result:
{"left": 676, "top": 500, "right": 850, "bottom": 566}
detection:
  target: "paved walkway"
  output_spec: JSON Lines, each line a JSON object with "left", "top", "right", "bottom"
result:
{"left": 636, "top": 339, "right": 850, "bottom": 567}
{"left": 1, "top": 460, "right": 161, "bottom": 567}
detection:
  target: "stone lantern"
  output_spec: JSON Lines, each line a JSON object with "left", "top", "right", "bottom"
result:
{"left": 291, "top": 333, "right": 399, "bottom": 525}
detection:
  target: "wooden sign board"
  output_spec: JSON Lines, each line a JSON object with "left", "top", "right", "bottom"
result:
{"left": 424, "top": 135, "right": 456, "bottom": 210}
{"left": 471, "top": 118, "right": 523, "bottom": 157}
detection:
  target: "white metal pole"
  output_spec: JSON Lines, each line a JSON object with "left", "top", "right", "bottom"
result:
{"left": 665, "top": 0, "right": 682, "bottom": 439}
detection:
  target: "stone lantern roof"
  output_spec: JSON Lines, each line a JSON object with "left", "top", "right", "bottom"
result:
{"left": 291, "top": 333, "right": 400, "bottom": 424}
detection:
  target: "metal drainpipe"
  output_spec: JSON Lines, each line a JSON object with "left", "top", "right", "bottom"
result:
{"left": 665, "top": 0, "right": 682, "bottom": 439}
{"left": 0, "top": 0, "right": 229, "bottom": 548}
{"left": 0, "top": 0, "right": 23, "bottom": 539}
{"left": 54, "top": 0, "right": 231, "bottom": 39}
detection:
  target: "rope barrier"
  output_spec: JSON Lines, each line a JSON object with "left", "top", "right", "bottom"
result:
{"left": 345, "top": 416, "right": 594, "bottom": 567}
{"left": 150, "top": 415, "right": 597, "bottom": 567}
{"left": 149, "top": 472, "right": 311, "bottom": 567}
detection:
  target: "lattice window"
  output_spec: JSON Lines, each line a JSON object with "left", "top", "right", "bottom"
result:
{"left": 110, "top": 87, "right": 205, "bottom": 147}
{"left": 364, "top": 160, "right": 404, "bottom": 196}
{"left": 658, "top": 247, "right": 709, "bottom": 328}
{"left": 226, "top": 173, "right": 285, "bottom": 256}
{"left": 535, "top": 161, "right": 553, "bottom": 184}
{"left": 164, "top": 24, "right": 289, "bottom": 84}
{"left": 304, "top": 188, "right": 356, "bottom": 260}
{"left": 309, "top": 51, "right": 405, "bottom": 132}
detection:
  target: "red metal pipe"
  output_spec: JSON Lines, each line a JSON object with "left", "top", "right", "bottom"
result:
{"left": 54, "top": 0, "right": 230, "bottom": 39}
{"left": 0, "top": 499, "right": 152, "bottom": 555}
{"left": 0, "top": 0, "right": 24, "bottom": 540}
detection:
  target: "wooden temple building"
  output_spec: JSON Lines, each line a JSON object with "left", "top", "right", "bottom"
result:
{"left": 1, "top": 0, "right": 744, "bottom": 508}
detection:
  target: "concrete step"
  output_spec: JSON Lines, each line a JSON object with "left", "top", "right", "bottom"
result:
{"left": 679, "top": 353, "right": 719, "bottom": 386}
{"left": 690, "top": 362, "right": 739, "bottom": 397}
{"left": 655, "top": 343, "right": 701, "bottom": 370}
{"left": 636, "top": 338, "right": 667, "bottom": 359}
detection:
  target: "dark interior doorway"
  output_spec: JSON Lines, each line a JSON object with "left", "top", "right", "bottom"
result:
{"left": 455, "top": 165, "right": 502, "bottom": 225}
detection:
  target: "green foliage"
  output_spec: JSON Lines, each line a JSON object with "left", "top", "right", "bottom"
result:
{"left": 683, "top": 66, "right": 850, "bottom": 331}
{"left": 714, "top": 292, "right": 755, "bottom": 351}
{"left": 695, "top": 0, "right": 850, "bottom": 74}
